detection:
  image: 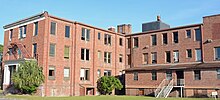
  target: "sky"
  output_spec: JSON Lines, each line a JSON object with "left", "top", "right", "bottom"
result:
{"left": 0, "top": 0, "right": 220, "bottom": 44}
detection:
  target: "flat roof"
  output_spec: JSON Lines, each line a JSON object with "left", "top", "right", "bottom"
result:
{"left": 126, "top": 23, "right": 202, "bottom": 37}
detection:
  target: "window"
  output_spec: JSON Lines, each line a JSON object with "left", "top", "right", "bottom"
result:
{"left": 50, "top": 22, "right": 56, "bottom": 35}
{"left": 119, "top": 38, "right": 123, "bottom": 46}
{"left": 33, "top": 43, "right": 37, "bottom": 58}
{"left": 49, "top": 43, "right": 56, "bottom": 57}
{"left": 104, "top": 52, "right": 111, "bottom": 63}
{"left": 97, "top": 69, "right": 101, "bottom": 78}
{"left": 98, "top": 32, "right": 101, "bottom": 40}
{"left": 166, "top": 70, "right": 172, "bottom": 80}
{"left": 119, "top": 54, "right": 123, "bottom": 63}
{"left": 166, "top": 51, "right": 171, "bottom": 63}
{"left": 119, "top": 26, "right": 123, "bottom": 33}
{"left": 143, "top": 53, "right": 148, "bottom": 64}
{"left": 65, "top": 26, "right": 70, "bottom": 38}
{"left": 19, "top": 25, "right": 27, "bottom": 39}
{"left": 81, "top": 28, "right": 90, "bottom": 41}
{"left": 98, "top": 51, "right": 101, "bottom": 60}
{"left": 187, "top": 49, "right": 192, "bottom": 58}
{"left": 127, "top": 54, "right": 131, "bottom": 65}
{"left": 152, "top": 70, "right": 157, "bottom": 80}
{"left": 104, "top": 34, "right": 111, "bottom": 45}
{"left": 64, "top": 46, "right": 70, "bottom": 59}
{"left": 195, "top": 28, "right": 201, "bottom": 41}
{"left": 48, "top": 66, "right": 55, "bottom": 80}
{"left": 133, "top": 72, "right": 138, "bottom": 80}
{"left": 162, "top": 33, "right": 167, "bottom": 45}
{"left": 64, "top": 67, "right": 70, "bottom": 79}
{"left": 34, "top": 22, "right": 38, "bottom": 36}
{"left": 195, "top": 49, "right": 202, "bottom": 61}
{"left": 194, "top": 70, "right": 201, "bottom": 80}
{"left": 151, "top": 52, "right": 157, "bottom": 64}
{"left": 133, "top": 37, "right": 139, "bottom": 48}
{"left": 8, "top": 48, "right": 13, "bottom": 55}
{"left": 173, "top": 50, "right": 179, "bottom": 63}
{"left": 127, "top": 38, "right": 131, "bottom": 48}
{"left": 215, "top": 47, "right": 220, "bottom": 60}
{"left": 104, "top": 70, "right": 111, "bottom": 76}
{"left": 80, "top": 68, "right": 90, "bottom": 81}
{"left": 81, "top": 48, "right": 89, "bottom": 61}
{"left": 173, "top": 32, "right": 178, "bottom": 43}
{"left": 186, "top": 30, "right": 191, "bottom": 38}
{"left": 217, "top": 69, "right": 220, "bottom": 79}
{"left": 151, "top": 34, "right": 157, "bottom": 46}
{"left": 9, "top": 29, "right": 13, "bottom": 41}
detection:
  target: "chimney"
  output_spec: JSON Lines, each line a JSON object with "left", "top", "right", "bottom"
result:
{"left": 117, "top": 24, "right": 132, "bottom": 34}
{"left": 108, "top": 27, "right": 116, "bottom": 32}
{"left": 157, "top": 15, "right": 161, "bottom": 21}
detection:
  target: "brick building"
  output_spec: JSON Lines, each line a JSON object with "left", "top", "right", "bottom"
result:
{"left": 124, "top": 15, "right": 220, "bottom": 97}
{"left": 2, "top": 11, "right": 220, "bottom": 97}
{"left": 2, "top": 11, "right": 127, "bottom": 96}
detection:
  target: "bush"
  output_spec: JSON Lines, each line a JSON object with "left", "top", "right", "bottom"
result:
{"left": 97, "top": 76, "right": 123, "bottom": 95}
{"left": 12, "top": 60, "right": 45, "bottom": 94}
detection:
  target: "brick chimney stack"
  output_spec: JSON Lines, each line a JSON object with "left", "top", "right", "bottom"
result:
{"left": 108, "top": 27, "right": 116, "bottom": 32}
{"left": 157, "top": 15, "right": 161, "bottom": 21}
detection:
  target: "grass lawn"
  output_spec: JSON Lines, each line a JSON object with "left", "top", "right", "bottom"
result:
{"left": 2, "top": 95, "right": 219, "bottom": 100}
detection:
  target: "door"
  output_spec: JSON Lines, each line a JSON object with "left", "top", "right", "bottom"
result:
{"left": 9, "top": 65, "right": 16, "bottom": 84}
{"left": 176, "top": 70, "right": 184, "bottom": 86}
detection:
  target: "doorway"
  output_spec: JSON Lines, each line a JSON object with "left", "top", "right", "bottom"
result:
{"left": 9, "top": 65, "right": 16, "bottom": 85}
{"left": 176, "top": 70, "right": 184, "bottom": 86}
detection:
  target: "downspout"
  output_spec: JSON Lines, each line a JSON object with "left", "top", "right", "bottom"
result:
{"left": 45, "top": 14, "right": 50, "bottom": 97}
{"left": 73, "top": 22, "right": 77, "bottom": 95}
{"left": 200, "top": 25, "right": 204, "bottom": 63}
{"left": 93, "top": 29, "right": 95, "bottom": 95}
{"left": 115, "top": 34, "right": 117, "bottom": 75}
{"left": 70, "top": 22, "right": 74, "bottom": 96}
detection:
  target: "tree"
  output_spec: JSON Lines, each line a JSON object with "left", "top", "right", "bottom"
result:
{"left": 0, "top": 44, "right": 3, "bottom": 53}
{"left": 12, "top": 60, "right": 45, "bottom": 94}
{"left": 97, "top": 76, "right": 123, "bottom": 95}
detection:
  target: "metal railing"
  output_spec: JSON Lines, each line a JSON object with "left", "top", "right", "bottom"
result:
{"left": 164, "top": 79, "right": 174, "bottom": 98}
{"left": 155, "top": 79, "right": 174, "bottom": 98}
{"left": 154, "top": 79, "right": 166, "bottom": 97}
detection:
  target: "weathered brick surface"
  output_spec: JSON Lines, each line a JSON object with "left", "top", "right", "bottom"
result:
{"left": 3, "top": 12, "right": 126, "bottom": 96}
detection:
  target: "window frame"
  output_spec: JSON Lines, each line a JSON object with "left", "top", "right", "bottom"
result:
{"left": 133, "top": 37, "right": 139, "bottom": 48}
{"left": 119, "top": 38, "right": 123, "bottom": 46}
{"left": 162, "top": 33, "right": 167, "bottom": 45}
{"left": 81, "top": 48, "right": 89, "bottom": 61}
{"left": 187, "top": 49, "right": 192, "bottom": 58}
{"left": 48, "top": 66, "right": 55, "bottom": 80}
{"left": 151, "top": 52, "right": 157, "bottom": 64}
{"left": 214, "top": 47, "right": 220, "bottom": 60}
{"left": 152, "top": 70, "right": 157, "bottom": 80}
{"left": 195, "top": 28, "right": 201, "bottom": 41}
{"left": 64, "top": 67, "right": 70, "bottom": 80}
{"left": 186, "top": 30, "right": 191, "bottom": 38}
{"left": 64, "top": 46, "right": 70, "bottom": 59}
{"left": 50, "top": 22, "right": 56, "bottom": 35}
{"left": 34, "top": 22, "right": 38, "bottom": 36}
{"left": 65, "top": 25, "right": 70, "bottom": 38}
{"left": 173, "top": 32, "right": 179, "bottom": 43}
{"left": 104, "top": 52, "right": 111, "bottom": 63}
{"left": 173, "top": 50, "right": 179, "bottom": 63}
{"left": 133, "top": 72, "right": 138, "bottom": 81}
{"left": 195, "top": 49, "right": 202, "bottom": 61}
{"left": 194, "top": 70, "right": 201, "bottom": 80}
{"left": 49, "top": 43, "right": 56, "bottom": 57}
{"left": 151, "top": 34, "right": 157, "bottom": 46}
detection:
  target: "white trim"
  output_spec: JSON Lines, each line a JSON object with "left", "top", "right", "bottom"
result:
{"left": 4, "top": 17, "right": 45, "bottom": 31}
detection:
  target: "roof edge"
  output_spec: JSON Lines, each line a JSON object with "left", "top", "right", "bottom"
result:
{"left": 3, "top": 11, "right": 47, "bottom": 29}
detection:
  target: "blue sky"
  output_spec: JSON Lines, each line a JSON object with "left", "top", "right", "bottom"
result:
{"left": 0, "top": 0, "right": 220, "bottom": 44}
